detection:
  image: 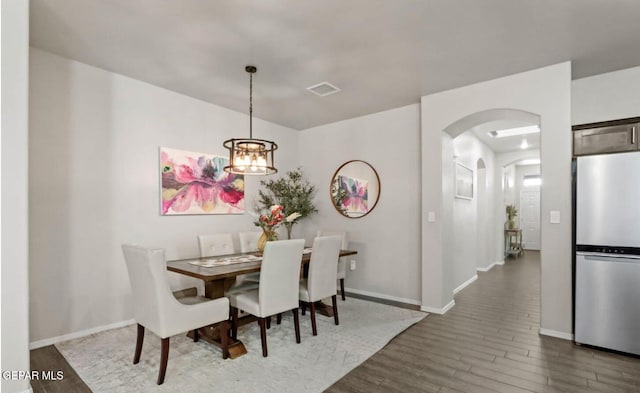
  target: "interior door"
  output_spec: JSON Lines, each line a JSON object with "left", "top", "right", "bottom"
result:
{"left": 520, "top": 190, "right": 540, "bottom": 250}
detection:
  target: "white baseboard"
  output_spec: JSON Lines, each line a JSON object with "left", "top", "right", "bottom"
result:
{"left": 477, "top": 260, "right": 504, "bottom": 272}
{"left": 29, "top": 319, "right": 136, "bottom": 349}
{"left": 345, "top": 287, "right": 421, "bottom": 306}
{"left": 421, "top": 299, "right": 455, "bottom": 314}
{"left": 453, "top": 275, "right": 478, "bottom": 294}
{"left": 539, "top": 328, "right": 573, "bottom": 341}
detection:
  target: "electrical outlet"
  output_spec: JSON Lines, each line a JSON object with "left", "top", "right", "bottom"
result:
{"left": 350, "top": 260, "right": 356, "bottom": 271}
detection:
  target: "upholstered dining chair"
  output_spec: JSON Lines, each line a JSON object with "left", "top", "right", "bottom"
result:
{"left": 238, "top": 231, "right": 262, "bottom": 252}
{"left": 121, "top": 244, "right": 230, "bottom": 385}
{"left": 317, "top": 230, "right": 349, "bottom": 300}
{"left": 237, "top": 231, "right": 263, "bottom": 283}
{"left": 197, "top": 233, "right": 235, "bottom": 257}
{"left": 198, "top": 233, "right": 258, "bottom": 293}
{"left": 299, "top": 236, "right": 342, "bottom": 335}
{"left": 228, "top": 239, "right": 305, "bottom": 357}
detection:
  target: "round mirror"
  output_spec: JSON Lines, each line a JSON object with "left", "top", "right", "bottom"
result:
{"left": 330, "top": 160, "right": 381, "bottom": 218}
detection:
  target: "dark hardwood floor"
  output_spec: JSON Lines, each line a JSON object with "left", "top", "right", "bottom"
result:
{"left": 30, "top": 345, "right": 91, "bottom": 393}
{"left": 327, "top": 251, "right": 640, "bottom": 393}
{"left": 31, "top": 251, "right": 640, "bottom": 392}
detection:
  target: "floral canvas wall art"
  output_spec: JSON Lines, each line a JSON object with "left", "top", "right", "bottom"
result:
{"left": 160, "top": 147, "right": 244, "bottom": 215}
{"left": 337, "top": 175, "right": 368, "bottom": 215}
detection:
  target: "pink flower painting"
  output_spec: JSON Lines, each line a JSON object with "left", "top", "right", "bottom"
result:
{"left": 338, "top": 175, "right": 368, "bottom": 215}
{"left": 160, "top": 147, "right": 244, "bottom": 215}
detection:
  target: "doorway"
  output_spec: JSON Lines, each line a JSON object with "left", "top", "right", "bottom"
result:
{"left": 520, "top": 189, "right": 541, "bottom": 250}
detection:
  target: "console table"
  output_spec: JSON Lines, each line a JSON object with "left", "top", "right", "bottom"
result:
{"left": 504, "top": 228, "right": 523, "bottom": 258}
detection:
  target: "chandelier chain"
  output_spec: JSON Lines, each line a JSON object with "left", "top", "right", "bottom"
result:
{"left": 249, "top": 69, "right": 253, "bottom": 139}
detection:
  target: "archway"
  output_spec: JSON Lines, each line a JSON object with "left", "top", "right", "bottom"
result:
{"left": 420, "top": 63, "right": 572, "bottom": 339}
{"left": 444, "top": 109, "right": 540, "bottom": 295}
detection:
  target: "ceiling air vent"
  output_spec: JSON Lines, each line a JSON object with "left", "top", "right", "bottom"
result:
{"left": 306, "top": 82, "right": 341, "bottom": 97}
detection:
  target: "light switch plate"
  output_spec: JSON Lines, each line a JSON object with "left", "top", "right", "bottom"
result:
{"left": 427, "top": 211, "right": 436, "bottom": 222}
{"left": 550, "top": 210, "right": 561, "bottom": 224}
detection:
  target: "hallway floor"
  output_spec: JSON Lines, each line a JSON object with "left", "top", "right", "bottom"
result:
{"left": 327, "top": 251, "right": 640, "bottom": 393}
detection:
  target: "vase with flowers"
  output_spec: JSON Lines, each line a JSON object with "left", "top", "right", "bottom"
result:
{"left": 254, "top": 205, "right": 302, "bottom": 252}
{"left": 255, "top": 205, "right": 284, "bottom": 252}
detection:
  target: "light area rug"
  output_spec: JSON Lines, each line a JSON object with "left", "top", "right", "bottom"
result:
{"left": 56, "top": 298, "right": 426, "bottom": 393}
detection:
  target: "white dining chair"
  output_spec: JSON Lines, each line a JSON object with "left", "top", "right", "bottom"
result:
{"left": 121, "top": 244, "right": 230, "bottom": 385}
{"left": 228, "top": 239, "right": 305, "bottom": 357}
{"left": 197, "top": 232, "right": 258, "bottom": 294}
{"left": 198, "top": 233, "right": 235, "bottom": 257}
{"left": 237, "top": 231, "right": 262, "bottom": 283}
{"left": 299, "top": 236, "right": 342, "bottom": 335}
{"left": 317, "top": 230, "right": 349, "bottom": 300}
{"left": 238, "top": 231, "right": 262, "bottom": 252}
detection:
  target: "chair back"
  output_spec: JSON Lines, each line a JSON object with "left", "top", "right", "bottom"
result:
{"left": 198, "top": 233, "right": 234, "bottom": 257}
{"left": 317, "top": 230, "right": 349, "bottom": 277}
{"left": 258, "top": 239, "right": 305, "bottom": 317}
{"left": 308, "top": 236, "right": 342, "bottom": 300}
{"left": 238, "top": 231, "right": 262, "bottom": 252}
{"left": 316, "top": 230, "right": 348, "bottom": 249}
{"left": 122, "top": 244, "right": 174, "bottom": 332}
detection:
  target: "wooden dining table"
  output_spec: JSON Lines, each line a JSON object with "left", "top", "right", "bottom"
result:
{"left": 166, "top": 248, "right": 357, "bottom": 358}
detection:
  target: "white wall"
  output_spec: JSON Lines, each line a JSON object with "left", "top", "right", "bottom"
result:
{"left": 1, "top": 0, "right": 32, "bottom": 392}
{"left": 299, "top": 104, "right": 422, "bottom": 305}
{"left": 572, "top": 66, "right": 640, "bottom": 125}
{"left": 421, "top": 63, "right": 573, "bottom": 338}
{"left": 503, "top": 164, "right": 517, "bottom": 205}
{"left": 28, "top": 48, "right": 300, "bottom": 344}
{"left": 451, "top": 133, "right": 495, "bottom": 286}
{"left": 476, "top": 163, "right": 489, "bottom": 270}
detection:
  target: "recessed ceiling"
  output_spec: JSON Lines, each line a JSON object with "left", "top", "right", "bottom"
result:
{"left": 29, "top": 0, "right": 640, "bottom": 130}
{"left": 470, "top": 120, "right": 541, "bottom": 154}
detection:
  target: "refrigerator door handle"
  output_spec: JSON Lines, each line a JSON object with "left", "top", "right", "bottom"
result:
{"left": 583, "top": 255, "right": 640, "bottom": 263}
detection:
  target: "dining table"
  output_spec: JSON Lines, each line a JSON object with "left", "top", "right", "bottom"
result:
{"left": 166, "top": 248, "right": 357, "bottom": 358}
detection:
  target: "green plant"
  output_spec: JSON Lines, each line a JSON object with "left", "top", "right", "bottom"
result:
{"left": 331, "top": 178, "right": 348, "bottom": 215}
{"left": 506, "top": 204, "right": 518, "bottom": 220}
{"left": 257, "top": 168, "right": 318, "bottom": 239}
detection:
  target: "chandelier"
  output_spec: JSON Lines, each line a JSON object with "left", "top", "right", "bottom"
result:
{"left": 223, "top": 66, "right": 278, "bottom": 175}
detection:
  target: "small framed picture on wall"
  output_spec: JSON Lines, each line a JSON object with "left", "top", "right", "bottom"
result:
{"left": 455, "top": 162, "right": 473, "bottom": 200}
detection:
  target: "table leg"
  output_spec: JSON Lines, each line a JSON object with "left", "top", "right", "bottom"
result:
{"left": 191, "top": 278, "right": 248, "bottom": 359}
{"left": 314, "top": 300, "right": 335, "bottom": 317}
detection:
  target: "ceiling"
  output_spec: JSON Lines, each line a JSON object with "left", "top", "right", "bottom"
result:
{"left": 30, "top": 0, "right": 640, "bottom": 131}
{"left": 470, "top": 120, "right": 540, "bottom": 154}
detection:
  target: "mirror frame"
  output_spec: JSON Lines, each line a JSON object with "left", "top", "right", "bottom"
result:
{"left": 330, "top": 160, "right": 381, "bottom": 219}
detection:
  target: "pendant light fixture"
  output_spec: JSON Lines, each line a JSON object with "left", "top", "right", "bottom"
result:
{"left": 223, "top": 66, "right": 278, "bottom": 175}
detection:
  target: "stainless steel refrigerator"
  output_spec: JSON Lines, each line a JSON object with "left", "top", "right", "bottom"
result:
{"left": 575, "top": 151, "right": 640, "bottom": 355}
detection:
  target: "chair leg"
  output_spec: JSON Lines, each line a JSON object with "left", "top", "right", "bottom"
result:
{"left": 266, "top": 316, "right": 271, "bottom": 329}
{"left": 134, "top": 324, "right": 144, "bottom": 364}
{"left": 157, "top": 337, "right": 170, "bottom": 385}
{"left": 258, "top": 318, "right": 268, "bottom": 357}
{"left": 332, "top": 294, "right": 340, "bottom": 325}
{"left": 310, "top": 302, "right": 318, "bottom": 336}
{"left": 219, "top": 320, "right": 230, "bottom": 359}
{"left": 231, "top": 307, "right": 239, "bottom": 340}
{"left": 340, "top": 278, "right": 346, "bottom": 301}
{"left": 292, "top": 308, "right": 301, "bottom": 344}
{"left": 276, "top": 313, "right": 282, "bottom": 325}
{"left": 193, "top": 328, "right": 199, "bottom": 342}
{"left": 300, "top": 301, "right": 306, "bottom": 316}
